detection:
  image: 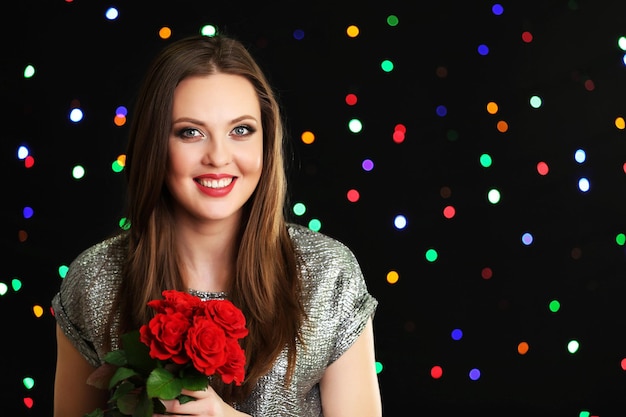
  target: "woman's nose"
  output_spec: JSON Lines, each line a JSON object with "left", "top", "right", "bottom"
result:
{"left": 201, "top": 138, "right": 231, "bottom": 167}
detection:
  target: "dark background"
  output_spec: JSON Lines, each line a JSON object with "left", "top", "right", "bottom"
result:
{"left": 3, "top": 0, "right": 626, "bottom": 416}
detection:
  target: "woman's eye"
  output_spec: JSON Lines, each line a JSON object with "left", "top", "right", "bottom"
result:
{"left": 179, "top": 128, "right": 202, "bottom": 138}
{"left": 232, "top": 125, "right": 255, "bottom": 136}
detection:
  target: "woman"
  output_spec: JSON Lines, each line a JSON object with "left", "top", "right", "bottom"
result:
{"left": 52, "top": 34, "right": 382, "bottom": 417}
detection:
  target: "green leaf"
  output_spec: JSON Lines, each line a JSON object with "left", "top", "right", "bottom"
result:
{"left": 83, "top": 408, "right": 105, "bottom": 417}
{"left": 109, "top": 367, "right": 140, "bottom": 390}
{"left": 110, "top": 380, "right": 136, "bottom": 401}
{"left": 121, "top": 330, "right": 157, "bottom": 375}
{"left": 104, "top": 349, "right": 128, "bottom": 367}
{"left": 177, "top": 394, "right": 197, "bottom": 405}
{"left": 116, "top": 387, "right": 141, "bottom": 415}
{"left": 114, "top": 385, "right": 152, "bottom": 416}
{"left": 152, "top": 398, "right": 166, "bottom": 414}
{"left": 131, "top": 390, "right": 154, "bottom": 417}
{"left": 180, "top": 370, "right": 210, "bottom": 391}
{"left": 146, "top": 367, "right": 183, "bottom": 400}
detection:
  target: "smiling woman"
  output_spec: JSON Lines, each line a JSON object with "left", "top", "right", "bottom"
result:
{"left": 166, "top": 74, "right": 263, "bottom": 217}
{"left": 51, "top": 34, "right": 382, "bottom": 417}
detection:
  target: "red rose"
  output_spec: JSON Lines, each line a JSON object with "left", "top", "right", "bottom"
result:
{"left": 204, "top": 300, "right": 249, "bottom": 339}
{"left": 184, "top": 315, "right": 227, "bottom": 375}
{"left": 139, "top": 311, "right": 191, "bottom": 364}
{"left": 216, "top": 338, "right": 246, "bottom": 385}
{"left": 148, "top": 290, "right": 202, "bottom": 318}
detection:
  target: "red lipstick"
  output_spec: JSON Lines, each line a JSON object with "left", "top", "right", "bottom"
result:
{"left": 194, "top": 174, "right": 236, "bottom": 197}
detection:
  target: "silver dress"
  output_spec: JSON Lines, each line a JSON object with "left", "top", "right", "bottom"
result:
{"left": 52, "top": 223, "right": 378, "bottom": 417}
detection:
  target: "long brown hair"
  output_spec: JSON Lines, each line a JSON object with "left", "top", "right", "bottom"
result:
{"left": 113, "top": 34, "right": 304, "bottom": 402}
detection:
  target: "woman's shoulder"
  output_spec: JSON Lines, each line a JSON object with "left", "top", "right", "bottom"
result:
{"left": 286, "top": 222, "right": 354, "bottom": 256}
{"left": 67, "top": 232, "right": 129, "bottom": 278}
{"left": 285, "top": 222, "right": 362, "bottom": 277}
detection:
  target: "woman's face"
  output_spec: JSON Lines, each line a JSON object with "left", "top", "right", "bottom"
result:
{"left": 166, "top": 73, "right": 263, "bottom": 225}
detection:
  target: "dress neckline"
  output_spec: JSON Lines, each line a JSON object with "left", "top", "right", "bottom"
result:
{"left": 187, "top": 288, "right": 229, "bottom": 300}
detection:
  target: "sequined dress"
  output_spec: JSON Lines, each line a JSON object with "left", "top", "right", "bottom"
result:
{"left": 52, "top": 223, "right": 378, "bottom": 417}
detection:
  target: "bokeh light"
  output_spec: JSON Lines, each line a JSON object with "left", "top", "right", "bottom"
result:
{"left": 72, "top": 165, "right": 85, "bottom": 179}
{"left": 469, "top": 368, "right": 481, "bottom": 381}
{"left": 487, "top": 189, "right": 501, "bottom": 204}
{"left": 567, "top": 340, "right": 580, "bottom": 354}
{"left": 104, "top": 7, "right": 119, "bottom": 20}
{"left": 578, "top": 177, "right": 590, "bottom": 192}
{"left": 380, "top": 59, "right": 394, "bottom": 72}
{"left": 431, "top": 365, "right": 443, "bottom": 379}
{"left": 200, "top": 25, "right": 217, "bottom": 37}
{"left": 69, "top": 107, "right": 84, "bottom": 123}
{"left": 346, "top": 25, "right": 359, "bottom": 38}
{"left": 24, "top": 64, "right": 35, "bottom": 78}
{"left": 481, "top": 267, "right": 493, "bottom": 280}
{"left": 159, "top": 27, "right": 172, "bottom": 39}
{"left": 348, "top": 118, "right": 363, "bottom": 133}
{"left": 386, "top": 270, "right": 399, "bottom": 284}
{"left": 443, "top": 205, "right": 456, "bottom": 219}
{"left": 518, "top": 341, "right": 529, "bottom": 355}
{"left": 308, "top": 219, "right": 321, "bottom": 232}
{"left": 301, "top": 131, "right": 315, "bottom": 144}
{"left": 521, "top": 232, "right": 534, "bottom": 245}
{"left": 529, "top": 95, "right": 543, "bottom": 108}
{"left": 549, "top": 299, "right": 561, "bottom": 312}
{"left": 293, "top": 203, "right": 306, "bottom": 216}
{"left": 346, "top": 189, "right": 360, "bottom": 202}
{"left": 394, "top": 215, "right": 407, "bottom": 229}
{"left": 425, "top": 248, "right": 438, "bottom": 262}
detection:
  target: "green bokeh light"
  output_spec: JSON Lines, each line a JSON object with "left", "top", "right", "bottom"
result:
{"left": 387, "top": 15, "right": 399, "bottom": 26}
{"left": 293, "top": 202, "right": 306, "bottom": 216}
{"left": 381, "top": 59, "right": 394, "bottom": 72}
{"left": 112, "top": 160, "right": 124, "bottom": 173}
{"left": 529, "top": 95, "right": 543, "bottom": 109}
{"left": 425, "top": 248, "right": 438, "bottom": 262}
{"left": 58, "top": 265, "right": 69, "bottom": 278}
{"left": 72, "top": 165, "right": 85, "bottom": 179}
{"left": 567, "top": 340, "right": 580, "bottom": 354}
{"left": 23, "top": 377, "right": 35, "bottom": 390}
{"left": 24, "top": 64, "right": 35, "bottom": 79}
{"left": 487, "top": 188, "right": 501, "bottom": 204}
{"left": 119, "top": 217, "right": 131, "bottom": 230}
{"left": 479, "top": 153, "right": 492, "bottom": 167}
{"left": 308, "top": 218, "right": 321, "bottom": 232}
{"left": 201, "top": 25, "right": 218, "bottom": 37}
{"left": 348, "top": 118, "right": 363, "bottom": 133}
{"left": 548, "top": 299, "right": 560, "bottom": 312}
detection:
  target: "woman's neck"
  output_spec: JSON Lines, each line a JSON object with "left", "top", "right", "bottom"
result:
{"left": 174, "top": 217, "right": 239, "bottom": 293}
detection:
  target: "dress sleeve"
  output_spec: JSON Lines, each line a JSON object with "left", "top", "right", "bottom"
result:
{"left": 51, "top": 248, "right": 103, "bottom": 367}
{"left": 51, "top": 235, "right": 125, "bottom": 367}
{"left": 327, "top": 244, "right": 378, "bottom": 365}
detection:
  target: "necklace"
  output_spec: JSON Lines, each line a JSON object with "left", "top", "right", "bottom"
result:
{"left": 187, "top": 288, "right": 229, "bottom": 300}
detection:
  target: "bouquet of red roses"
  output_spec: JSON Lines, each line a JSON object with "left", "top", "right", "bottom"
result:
{"left": 85, "top": 289, "right": 248, "bottom": 417}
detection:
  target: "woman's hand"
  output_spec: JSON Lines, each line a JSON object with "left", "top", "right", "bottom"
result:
{"left": 156, "top": 386, "right": 251, "bottom": 417}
